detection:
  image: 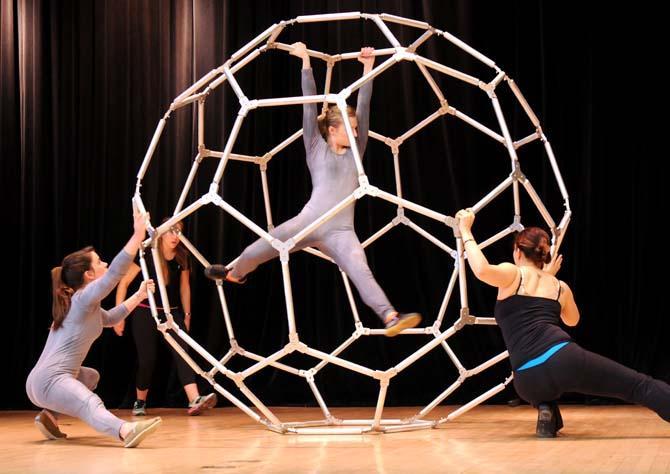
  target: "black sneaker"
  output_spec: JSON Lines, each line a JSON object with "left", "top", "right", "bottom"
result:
{"left": 204, "top": 264, "right": 229, "bottom": 281}
{"left": 536, "top": 403, "right": 557, "bottom": 438}
{"left": 132, "top": 399, "right": 147, "bottom": 416}
{"left": 384, "top": 313, "right": 422, "bottom": 337}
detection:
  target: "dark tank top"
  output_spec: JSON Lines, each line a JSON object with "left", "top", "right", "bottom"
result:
{"left": 493, "top": 268, "right": 571, "bottom": 370}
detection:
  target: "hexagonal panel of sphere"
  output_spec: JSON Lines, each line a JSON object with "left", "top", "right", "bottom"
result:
{"left": 133, "top": 12, "right": 570, "bottom": 434}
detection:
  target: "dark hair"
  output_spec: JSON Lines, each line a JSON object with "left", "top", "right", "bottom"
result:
{"left": 514, "top": 227, "right": 551, "bottom": 268}
{"left": 157, "top": 219, "right": 190, "bottom": 284}
{"left": 51, "top": 246, "right": 94, "bottom": 329}
{"left": 317, "top": 105, "right": 356, "bottom": 139}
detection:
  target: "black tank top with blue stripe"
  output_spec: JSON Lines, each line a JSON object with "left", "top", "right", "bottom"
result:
{"left": 493, "top": 268, "right": 572, "bottom": 370}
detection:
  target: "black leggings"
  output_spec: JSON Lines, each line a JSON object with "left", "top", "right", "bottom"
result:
{"left": 131, "top": 307, "right": 195, "bottom": 390}
{"left": 514, "top": 342, "right": 670, "bottom": 422}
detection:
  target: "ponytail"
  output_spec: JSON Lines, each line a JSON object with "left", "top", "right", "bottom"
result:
{"left": 51, "top": 267, "right": 73, "bottom": 329}
{"left": 51, "top": 246, "right": 94, "bottom": 329}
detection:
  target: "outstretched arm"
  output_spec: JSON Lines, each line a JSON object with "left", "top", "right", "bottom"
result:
{"left": 79, "top": 211, "right": 149, "bottom": 309}
{"left": 355, "top": 47, "right": 375, "bottom": 156}
{"left": 102, "top": 279, "right": 155, "bottom": 327}
{"left": 456, "top": 209, "right": 518, "bottom": 288}
{"left": 291, "top": 42, "right": 320, "bottom": 151}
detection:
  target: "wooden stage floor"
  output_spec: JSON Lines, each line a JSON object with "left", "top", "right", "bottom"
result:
{"left": 1, "top": 405, "right": 669, "bottom": 473}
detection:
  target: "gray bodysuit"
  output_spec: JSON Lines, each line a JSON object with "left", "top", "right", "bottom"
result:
{"left": 26, "top": 250, "right": 133, "bottom": 438}
{"left": 229, "top": 68, "right": 395, "bottom": 320}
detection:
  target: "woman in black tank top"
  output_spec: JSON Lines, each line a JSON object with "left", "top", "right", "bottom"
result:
{"left": 456, "top": 209, "right": 670, "bottom": 438}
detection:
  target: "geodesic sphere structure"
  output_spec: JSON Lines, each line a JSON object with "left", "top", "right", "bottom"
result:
{"left": 131, "top": 12, "right": 571, "bottom": 434}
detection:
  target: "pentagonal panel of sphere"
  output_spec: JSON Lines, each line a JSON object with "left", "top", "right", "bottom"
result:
{"left": 132, "top": 12, "right": 570, "bottom": 434}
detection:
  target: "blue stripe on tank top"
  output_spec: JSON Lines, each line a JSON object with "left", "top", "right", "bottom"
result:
{"left": 516, "top": 341, "right": 570, "bottom": 372}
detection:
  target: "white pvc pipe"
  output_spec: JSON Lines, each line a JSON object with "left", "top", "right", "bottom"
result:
{"left": 198, "top": 100, "right": 205, "bottom": 148}
{"left": 301, "top": 246, "right": 332, "bottom": 262}
{"left": 368, "top": 130, "right": 390, "bottom": 143}
{"left": 230, "top": 47, "right": 263, "bottom": 75}
{"left": 416, "top": 62, "right": 445, "bottom": 102}
{"left": 405, "top": 220, "right": 453, "bottom": 254}
{"left": 312, "top": 332, "right": 360, "bottom": 373}
{"left": 415, "top": 55, "right": 480, "bottom": 86}
{"left": 346, "top": 56, "right": 398, "bottom": 94}
{"left": 439, "top": 30, "right": 497, "bottom": 69}
{"left": 281, "top": 261, "right": 298, "bottom": 337}
{"left": 476, "top": 226, "right": 515, "bottom": 251}
{"left": 490, "top": 95, "right": 520, "bottom": 163}
{"left": 175, "top": 154, "right": 201, "bottom": 214}
{"left": 210, "top": 381, "right": 263, "bottom": 423}
{"left": 371, "top": 15, "right": 401, "bottom": 48}
{"left": 507, "top": 78, "right": 541, "bottom": 128}
{"left": 393, "top": 152, "right": 403, "bottom": 199}
{"left": 171, "top": 90, "right": 208, "bottom": 111}
{"left": 213, "top": 198, "right": 274, "bottom": 243}
{"left": 375, "top": 190, "right": 449, "bottom": 223}
{"left": 435, "top": 268, "right": 459, "bottom": 327}
{"left": 175, "top": 69, "right": 219, "bottom": 103}
{"left": 440, "top": 341, "right": 464, "bottom": 372}
{"left": 521, "top": 178, "right": 557, "bottom": 230}
{"left": 223, "top": 66, "right": 246, "bottom": 101}
{"left": 361, "top": 221, "right": 396, "bottom": 249}
{"left": 271, "top": 41, "right": 330, "bottom": 61}
{"left": 453, "top": 109, "right": 506, "bottom": 144}
{"left": 372, "top": 382, "right": 389, "bottom": 430}
{"left": 417, "top": 379, "right": 462, "bottom": 419}
{"left": 271, "top": 42, "right": 331, "bottom": 61}
{"left": 296, "top": 12, "right": 361, "bottom": 23}
{"left": 395, "top": 326, "right": 457, "bottom": 373}
{"left": 336, "top": 48, "right": 396, "bottom": 61}
{"left": 379, "top": 13, "right": 430, "bottom": 29}
{"left": 398, "top": 109, "right": 444, "bottom": 144}
{"left": 303, "top": 347, "right": 376, "bottom": 378}
{"left": 240, "top": 350, "right": 301, "bottom": 376}
{"left": 137, "top": 118, "right": 167, "bottom": 181}
{"left": 467, "top": 351, "right": 508, "bottom": 376}
{"left": 213, "top": 113, "right": 246, "bottom": 184}
{"left": 471, "top": 176, "right": 514, "bottom": 213}
{"left": 543, "top": 138, "right": 570, "bottom": 202}
{"left": 256, "top": 94, "right": 327, "bottom": 108}
{"left": 260, "top": 166, "right": 274, "bottom": 229}
{"left": 231, "top": 23, "right": 279, "bottom": 62}
{"left": 236, "top": 382, "right": 282, "bottom": 425}
{"left": 514, "top": 132, "right": 540, "bottom": 149}
{"left": 269, "top": 129, "right": 303, "bottom": 157}
{"left": 241, "top": 347, "right": 292, "bottom": 380}
{"left": 341, "top": 271, "right": 363, "bottom": 325}
{"left": 440, "top": 379, "right": 510, "bottom": 423}
{"left": 306, "top": 377, "right": 334, "bottom": 420}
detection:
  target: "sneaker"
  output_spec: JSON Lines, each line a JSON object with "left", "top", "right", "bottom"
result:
{"left": 384, "top": 312, "right": 422, "bottom": 337}
{"left": 204, "top": 265, "right": 246, "bottom": 284}
{"left": 123, "top": 417, "right": 162, "bottom": 448}
{"left": 132, "top": 400, "right": 146, "bottom": 416}
{"left": 204, "top": 264, "right": 229, "bottom": 281}
{"left": 536, "top": 403, "right": 557, "bottom": 438}
{"left": 187, "top": 393, "right": 218, "bottom": 416}
{"left": 34, "top": 410, "right": 67, "bottom": 440}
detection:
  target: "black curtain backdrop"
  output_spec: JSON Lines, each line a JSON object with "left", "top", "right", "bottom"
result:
{"left": 2, "top": 1, "right": 667, "bottom": 410}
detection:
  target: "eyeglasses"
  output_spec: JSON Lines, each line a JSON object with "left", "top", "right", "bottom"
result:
{"left": 167, "top": 227, "right": 182, "bottom": 236}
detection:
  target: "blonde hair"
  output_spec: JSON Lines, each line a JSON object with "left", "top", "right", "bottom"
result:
{"left": 317, "top": 105, "right": 356, "bottom": 139}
